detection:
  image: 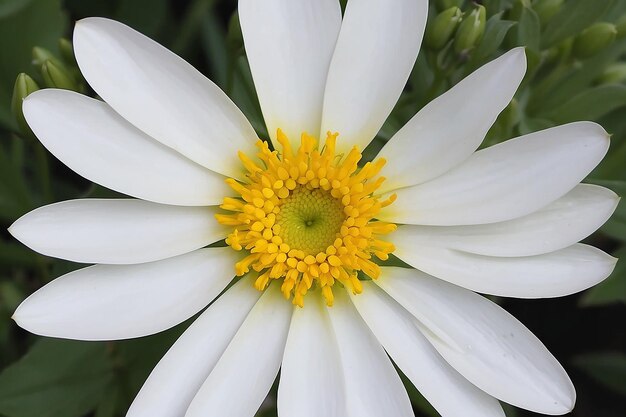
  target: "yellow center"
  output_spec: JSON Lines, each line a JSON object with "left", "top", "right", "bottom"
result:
{"left": 216, "top": 130, "right": 396, "bottom": 307}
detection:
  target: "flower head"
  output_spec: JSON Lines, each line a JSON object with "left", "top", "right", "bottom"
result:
{"left": 8, "top": 1, "right": 619, "bottom": 417}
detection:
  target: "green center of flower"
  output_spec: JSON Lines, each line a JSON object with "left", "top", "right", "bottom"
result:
{"left": 275, "top": 187, "right": 345, "bottom": 255}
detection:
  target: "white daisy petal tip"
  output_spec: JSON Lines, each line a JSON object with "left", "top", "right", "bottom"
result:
{"left": 12, "top": 294, "right": 52, "bottom": 336}
{"left": 7, "top": 219, "right": 31, "bottom": 252}
{"left": 9, "top": 248, "right": 239, "bottom": 341}
{"left": 378, "top": 45, "right": 529, "bottom": 193}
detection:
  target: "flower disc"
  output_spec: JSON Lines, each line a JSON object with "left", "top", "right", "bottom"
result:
{"left": 216, "top": 130, "right": 397, "bottom": 307}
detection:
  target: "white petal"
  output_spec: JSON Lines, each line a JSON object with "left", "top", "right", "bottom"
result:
{"left": 23, "top": 89, "right": 231, "bottom": 206}
{"left": 320, "top": 0, "right": 428, "bottom": 153}
{"left": 394, "top": 243, "right": 616, "bottom": 298}
{"left": 351, "top": 283, "right": 504, "bottom": 417}
{"left": 9, "top": 199, "right": 229, "bottom": 265}
{"left": 185, "top": 283, "right": 292, "bottom": 417}
{"left": 392, "top": 184, "right": 619, "bottom": 257}
{"left": 381, "top": 122, "right": 610, "bottom": 225}
{"left": 378, "top": 48, "right": 526, "bottom": 193}
{"left": 327, "top": 289, "right": 413, "bottom": 417}
{"left": 377, "top": 267, "right": 576, "bottom": 415}
{"left": 13, "top": 248, "right": 238, "bottom": 341}
{"left": 278, "top": 292, "right": 345, "bottom": 417}
{"left": 127, "top": 276, "right": 261, "bottom": 417}
{"left": 73, "top": 17, "right": 257, "bottom": 178}
{"left": 239, "top": 0, "right": 341, "bottom": 142}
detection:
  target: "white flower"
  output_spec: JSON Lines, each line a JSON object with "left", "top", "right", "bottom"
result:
{"left": 9, "top": 1, "right": 618, "bottom": 417}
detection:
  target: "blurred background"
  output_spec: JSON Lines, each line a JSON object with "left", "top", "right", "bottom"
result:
{"left": 0, "top": 0, "right": 625, "bottom": 416}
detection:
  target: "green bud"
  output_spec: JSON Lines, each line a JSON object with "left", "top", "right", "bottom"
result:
{"left": 454, "top": 5, "right": 487, "bottom": 53}
{"left": 596, "top": 63, "right": 626, "bottom": 84}
{"left": 58, "top": 38, "right": 77, "bottom": 65}
{"left": 436, "top": 0, "right": 463, "bottom": 11}
{"left": 533, "top": 0, "right": 564, "bottom": 26}
{"left": 573, "top": 22, "right": 618, "bottom": 59}
{"left": 41, "top": 59, "right": 78, "bottom": 90}
{"left": 11, "top": 73, "right": 40, "bottom": 135}
{"left": 507, "top": 0, "right": 531, "bottom": 22}
{"left": 32, "top": 46, "right": 56, "bottom": 67}
{"left": 616, "top": 15, "right": 626, "bottom": 39}
{"left": 426, "top": 7, "right": 463, "bottom": 50}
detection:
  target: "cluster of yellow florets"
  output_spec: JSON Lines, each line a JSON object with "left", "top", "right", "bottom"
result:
{"left": 216, "top": 130, "right": 396, "bottom": 307}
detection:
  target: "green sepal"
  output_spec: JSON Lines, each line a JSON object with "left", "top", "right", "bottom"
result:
{"left": 58, "top": 38, "right": 77, "bottom": 66}
{"left": 435, "top": 0, "right": 463, "bottom": 11}
{"left": 10, "top": 73, "right": 39, "bottom": 136}
{"left": 31, "top": 46, "right": 56, "bottom": 67}
{"left": 453, "top": 4, "right": 487, "bottom": 53}
{"left": 40, "top": 59, "right": 77, "bottom": 90}
{"left": 425, "top": 6, "right": 462, "bottom": 50}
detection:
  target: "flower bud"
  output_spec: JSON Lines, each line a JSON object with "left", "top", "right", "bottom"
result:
{"left": 507, "top": 0, "right": 527, "bottom": 22}
{"left": 11, "top": 73, "right": 39, "bottom": 135}
{"left": 453, "top": 5, "right": 487, "bottom": 53}
{"left": 32, "top": 46, "right": 56, "bottom": 67}
{"left": 425, "top": 6, "right": 462, "bottom": 50}
{"left": 573, "top": 22, "right": 618, "bottom": 59}
{"left": 58, "top": 38, "right": 77, "bottom": 66}
{"left": 436, "top": 0, "right": 463, "bottom": 11}
{"left": 533, "top": 0, "right": 564, "bottom": 26}
{"left": 596, "top": 63, "right": 626, "bottom": 84}
{"left": 41, "top": 59, "right": 78, "bottom": 90}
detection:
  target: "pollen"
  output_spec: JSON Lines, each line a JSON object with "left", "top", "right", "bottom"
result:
{"left": 216, "top": 129, "right": 397, "bottom": 307}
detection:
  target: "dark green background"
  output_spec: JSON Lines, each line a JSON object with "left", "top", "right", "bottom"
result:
{"left": 0, "top": 0, "right": 625, "bottom": 416}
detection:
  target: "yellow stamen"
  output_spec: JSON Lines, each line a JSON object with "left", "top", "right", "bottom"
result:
{"left": 216, "top": 130, "right": 396, "bottom": 307}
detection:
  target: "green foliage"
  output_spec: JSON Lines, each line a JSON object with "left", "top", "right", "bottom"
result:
{"left": 1, "top": 1, "right": 626, "bottom": 417}
{"left": 574, "top": 353, "right": 626, "bottom": 395}
{"left": 547, "top": 84, "right": 626, "bottom": 123}
{"left": 0, "top": 0, "right": 64, "bottom": 130}
{"left": 541, "top": 0, "right": 615, "bottom": 47}
{"left": 0, "top": 339, "right": 112, "bottom": 417}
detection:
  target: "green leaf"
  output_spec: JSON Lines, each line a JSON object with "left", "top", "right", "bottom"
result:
{"left": 574, "top": 352, "right": 626, "bottom": 396}
{"left": 517, "top": 5, "right": 541, "bottom": 51}
{"left": 518, "top": 117, "right": 556, "bottom": 135}
{"left": 530, "top": 37, "right": 626, "bottom": 115}
{"left": 547, "top": 84, "right": 626, "bottom": 124}
{"left": 0, "top": 338, "right": 112, "bottom": 417}
{"left": 541, "top": 0, "right": 615, "bottom": 48}
{"left": 0, "top": 0, "right": 64, "bottom": 130}
{"left": 580, "top": 247, "right": 626, "bottom": 306}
